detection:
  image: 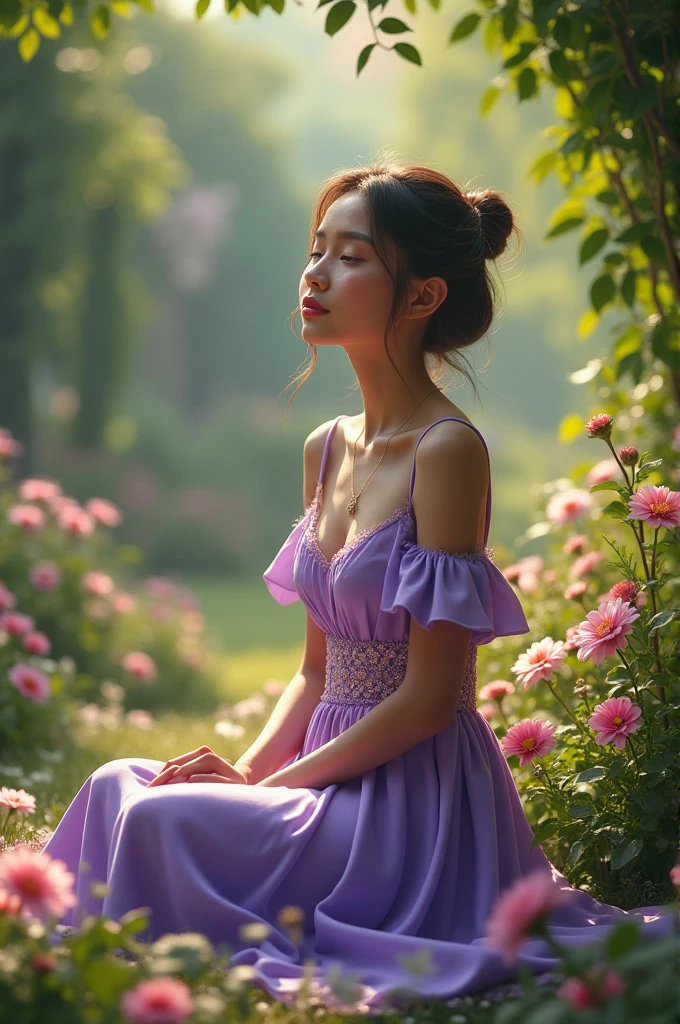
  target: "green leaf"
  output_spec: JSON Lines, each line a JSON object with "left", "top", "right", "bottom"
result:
{"left": 601, "top": 499, "right": 630, "bottom": 520}
{"left": 480, "top": 86, "right": 500, "bottom": 117}
{"left": 196, "top": 0, "right": 210, "bottom": 16}
{"left": 503, "top": 41, "right": 534, "bottom": 68}
{"left": 566, "top": 803, "right": 595, "bottom": 819}
{"left": 324, "top": 0, "right": 355, "bottom": 35}
{"left": 545, "top": 216, "right": 584, "bottom": 239}
{"left": 573, "top": 766, "right": 607, "bottom": 784}
{"left": 377, "top": 15, "right": 411, "bottom": 31}
{"left": 606, "top": 921, "right": 641, "bottom": 958}
{"left": 402, "top": 0, "right": 415, "bottom": 14}
{"left": 648, "top": 609, "right": 677, "bottom": 634}
{"left": 560, "top": 129, "right": 585, "bottom": 155}
{"left": 356, "top": 42, "right": 375, "bottom": 74}
{"left": 32, "top": 7, "right": 61, "bottom": 35}
{"left": 548, "top": 49, "right": 575, "bottom": 81}
{"left": 590, "top": 273, "right": 615, "bottom": 312}
{"left": 18, "top": 25, "right": 39, "bottom": 58}
{"left": 567, "top": 840, "right": 584, "bottom": 866}
{"left": 529, "top": 149, "right": 556, "bottom": 183}
{"left": 620, "top": 268, "right": 636, "bottom": 307}
{"left": 589, "top": 480, "right": 623, "bottom": 493}
{"left": 448, "top": 11, "right": 480, "bottom": 43}
{"left": 638, "top": 814, "right": 657, "bottom": 831}
{"left": 640, "top": 235, "right": 668, "bottom": 269}
{"left": 651, "top": 320, "right": 680, "bottom": 371}
{"left": 641, "top": 751, "right": 676, "bottom": 773}
{"left": 615, "top": 221, "right": 656, "bottom": 243}
{"left": 517, "top": 66, "right": 537, "bottom": 100}
{"left": 90, "top": 3, "right": 111, "bottom": 37}
{"left": 393, "top": 41, "right": 421, "bottom": 64}
{"left": 596, "top": 190, "right": 619, "bottom": 206}
{"left": 579, "top": 228, "right": 609, "bottom": 265}
{"left": 610, "top": 838, "right": 643, "bottom": 869}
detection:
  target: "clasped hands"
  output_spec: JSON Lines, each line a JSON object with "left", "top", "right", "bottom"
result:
{"left": 146, "top": 745, "right": 252, "bottom": 788}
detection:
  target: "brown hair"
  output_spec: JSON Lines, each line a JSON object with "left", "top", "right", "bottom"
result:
{"left": 283, "top": 155, "right": 523, "bottom": 415}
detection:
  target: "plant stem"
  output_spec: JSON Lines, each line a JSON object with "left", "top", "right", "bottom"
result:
{"left": 544, "top": 678, "right": 589, "bottom": 737}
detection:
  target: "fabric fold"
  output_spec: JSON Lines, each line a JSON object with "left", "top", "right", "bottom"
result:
{"left": 262, "top": 513, "right": 310, "bottom": 605}
{"left": 380, "top": 538, "right": 531, "bottom": 645}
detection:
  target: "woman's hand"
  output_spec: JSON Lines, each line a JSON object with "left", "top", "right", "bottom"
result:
{"left": 146, "top": 745, "right": 251, "bottom": 787}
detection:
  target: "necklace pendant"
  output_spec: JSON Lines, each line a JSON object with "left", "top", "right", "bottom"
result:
{"left": 347, "top": 495, "right": 358, "bottom": 516}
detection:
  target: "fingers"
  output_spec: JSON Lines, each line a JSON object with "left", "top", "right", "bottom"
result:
{"left": 146, "top": 764, "right": 181, "bottom": 788}
{"left": 186, "top": 774, "right": 232, "bottom": 783}
{"left": 159, "top": 745, "right": 215, "bottom": 773}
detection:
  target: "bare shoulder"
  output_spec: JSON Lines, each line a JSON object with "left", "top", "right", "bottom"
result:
{"left": 412, "top": 418, "right": 489, "bottom": 554}
{"left": 302, "top": 417, "right": 338, "bottom": 507}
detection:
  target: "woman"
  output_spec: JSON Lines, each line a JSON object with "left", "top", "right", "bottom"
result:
{"left": 43, "top": 160, "right": 672, "bottom": 1010}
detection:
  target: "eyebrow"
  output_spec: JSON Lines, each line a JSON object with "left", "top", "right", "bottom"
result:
{"left": 313, "top": 229, "right": 374, "bottom": 247}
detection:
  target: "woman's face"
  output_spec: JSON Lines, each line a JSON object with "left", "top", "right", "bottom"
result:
{"left": 299, "top": 190, "right": 400, "bottom": 351}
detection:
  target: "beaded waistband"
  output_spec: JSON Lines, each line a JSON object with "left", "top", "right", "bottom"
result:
{"left": 320, "top": 636, "right": 478, "bottom": 713}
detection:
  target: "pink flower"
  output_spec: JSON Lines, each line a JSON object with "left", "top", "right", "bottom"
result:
{"left": 586, "top": 413, "right": 613, "bottom": 439}
{"left": 122, "top": 651, "right": 157, "bottom": 683}
{"left": 0, "top": 612, "right": 35, "bottom": 636}
{"left": 569, "top": 550, "right": 603, "bottom": 578}
{"left": 608, "top": 579, "right": 637, "bottom": 604}
{"left": 7, "top": 504, "right": 45, "bottom": 531}
{"left": 0, "top": 584, "right": 17, "bottom": 611}
{"left": 125, "top": 710, "right": 154, "bottom": 730}
{"left": 112, "top": 592, "right": 136, "bottom": 614}
{"left": 57, "top": 505, "right": 95, "bottom": 538}
{"left": 19, "top": 479, "right": 61, "bottom": 503}
{"left": 558, "top": 966, "right": 627, "bottom": 1011}
{"left": 546, "top": 489, "right": 592, "bottom": 526}
{"left": 670, "top": 864, "right": 680, "bottom": 887}
{"left": 510, "top": 637, "right": 568, "bottom": 690}
{"left": 589, "top": 695, "right": 642, "bottom": 750}
{"left": 500, "top": 718, "right": 557, "bottom": 767}
{"left": 501, "top": 563, "right": 521, "bottom": 581}
{"left": 0, "top": 788, "right": 36, "bottom": 816}
{"left": 9, "top": 664, "right": 51, "bottom": 702}
{"left": 478, "top": 702, "right": 496, "bottom": 722}
{"left": 121, "top": 977, "right": 194, "bottom": 1024}
{"left": 542, "top": 569, "right": 557, "bottom": 585}
{"left": 0, "top": 430, "right": 23, "bottom": 458}
{"left": 85, "top": 497, "right": 122, "bottom": 528}
{"left": 502, "top": 556, "right": 543, "bottom": 589}
{"left": 48, "top": 495, "right": 79, "bottom": 516}
{"left": 485, "top": 867, "right": 567, "bottom": 963}
{"left": 30, "top": 561, "right": 61, "bottom": 592}
{"left": 619, "top": 446, "right": 639, "bottom": 467}
{"left": 635, "top": 590, "right": 648, "bottom": 607}
{"left": 82, "top": 572, "right": 115, "bottom": 596}
{"left": 517, "top": 571, "right": 540, "bottom": 594}
{"left": 479, "top": 680, "right": 515, "bottom": 702}
{"left": 587, "top": 457, "right": 619, "bottom": 487}
{"left": 263, "top": 679, "right": 285, "bottom": 698}
{"left": 563, "top": 625, "right": 581, "bottom": 652}
{"left": 564, "top": 581, "right": 587, "bottom": 601}
{"left": 31, "top": 953, "right": 57, "bottom": 973}
{"left": 562, "top": 533, "right": 587, "bottom": 554}
{"left": 571, "top": 597, "right": 640, "bottom": 665}
{"left": 0, "top": 848, "right": 76, "bottom": 921}
{"left": 22, "top": 631, "right": 52, "bottom": 656}
{"left": 628, "top": 484, "right": 680, "bottom": 530}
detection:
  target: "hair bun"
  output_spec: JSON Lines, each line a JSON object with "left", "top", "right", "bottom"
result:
{"left": 466, "top": 189, "right": 514, "bottom": 260}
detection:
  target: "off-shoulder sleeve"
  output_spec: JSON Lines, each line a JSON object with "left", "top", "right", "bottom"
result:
{"left": 380, "top": 540, "right": 530, "bottom": 646}
{"left": 262, "top": 512, "right": 310, "bottom": 606}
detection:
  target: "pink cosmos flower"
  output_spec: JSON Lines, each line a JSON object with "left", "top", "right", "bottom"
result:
{"left": 608, "top": 579, "right": 637, "bottom": 604}
{"left": 564, "top": 581, "right": 587, "bottom": 601}
{"left": 0, "top": 584, "right": 17, "bottom": 611}
{"left": 22, "top": 631, "right": 52, "bottom": 656}
{"left": 0, "top": 788, "right": 36, "bottom": 816}
{"left": 85, "top": 497, "right": 122, "bottom": 528}
{"left": 500, "top": 718, "right": 557, "bottom": 767}
{"left": 562, "top": 533, "right": 587, "bottom": 554}
{"left": 562, "top": 625, "right": 581, "bottom": 652}
{"left": 48, "top": 495, "right": 79, "bottom": 516}
{"left": 619, "top": 446, "right": 639, "bottom": 467}
{"left": 112, "top": 592, "right": 136, "bottom": 614}
{"left": 0, "top": 848, "right": 76, "bottom": 921}
{"left": 571, "top": 597, "right": 640, "bottom": 665}
{"left": 122, "top": 651, "right": 158, "bottom": 683}
{"left": 510, "top": 637, "right": 568, "bottom": 690}
{"left": 628, "top": 484, "right": 680, "bottom": 530}
{"left": 670, "top": 864, "right": 680, "bottom": 887}
{"left": 479, "top": 680, "right": 515, "bottom": 702}
{"left": 485, "top": 867, "right": 567, "bottom": 963}
{"left": 0, "top": 430, "right": 23, "bottom": 458}
{"left": 589, "top": 695, "right": 642, "bottom": 750}
{"left": 19, "top": 479, "right": 61, "bottom": 503}
{"left": 569, "top": 550, "right": 603, "bottom": 578}
{"left": 30, "top": 561, "right": 61, "bottom": 592}
{"left": 558, "top": 967, "right": 627, "bottom": 1011}
{"left": 587, "top": 457, "right": 619, "bottom": 487}
{"left": 478, "top": 703, "right": 496, "bottom": 722}
{"left": 7, "top": 504, "right": 45, "bottom": 531}
{"left": 0, "top": 612, "right": 35, "bottom": 636}
{"left": 517, "top": 571, "right": 539, "bottom": 594}
{"left": 9, "top": 664, "right": 51, "bottom": 702}
{"left": 82, "top": 572, "right": 115, "bottom": 596}
{"left": 545, "top": 488, "right": 592, "bottom": 526}
{"left": 586, "top": 413, "right": 613, "bottom": 439}
{"left": 125, "top": 710, "right": 154, "bottom": 730}
{"left": 121, "top": 977, "right": 194, "bottom": 1024}
{"left": 57, "top": 505, "right": 95, "bottom": 538}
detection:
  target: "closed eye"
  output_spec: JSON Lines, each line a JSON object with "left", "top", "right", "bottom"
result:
{"left": 307, "top": 252, "right": 362, "bottom": 262}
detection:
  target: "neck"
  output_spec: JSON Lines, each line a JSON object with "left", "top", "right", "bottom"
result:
{"left": 345, "top": 354, "right": 441, "bottom": 447}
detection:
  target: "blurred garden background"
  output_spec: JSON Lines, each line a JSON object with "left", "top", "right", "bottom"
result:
{"left": 0, "top": 0, "right": 679, "bottom": 1017}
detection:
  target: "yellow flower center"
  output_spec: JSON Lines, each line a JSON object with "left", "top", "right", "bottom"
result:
{"left": 521, "top": 738, "right": 536, "bottom": 750}
{"left": 612, "top": 716, "right": 623, "bottom": 725}
{"left": 596, "top": 622, "right": 612, "bottom": 635}
{"left": 650, "top": 502, "right": 670, "bottom": 515}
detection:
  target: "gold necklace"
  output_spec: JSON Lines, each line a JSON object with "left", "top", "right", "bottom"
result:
{"left": 347, "top": 385, "right": 442, "bottom": 516}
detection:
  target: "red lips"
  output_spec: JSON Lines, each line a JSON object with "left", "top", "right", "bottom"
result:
{"left": 302, "top": 296, "right": 329, "bottom": 312}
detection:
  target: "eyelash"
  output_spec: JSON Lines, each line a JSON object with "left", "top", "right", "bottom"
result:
{"left": 307, "top": 252, "right": 362, "bottom": 263}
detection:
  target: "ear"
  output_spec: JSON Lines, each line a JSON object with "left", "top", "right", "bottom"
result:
{"left": 405, "top": 276, "right": 448, "bottom": 320}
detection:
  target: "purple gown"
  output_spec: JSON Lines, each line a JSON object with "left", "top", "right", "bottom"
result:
{"left": 43, "top": 414, "right": 673, "bottom": 1009}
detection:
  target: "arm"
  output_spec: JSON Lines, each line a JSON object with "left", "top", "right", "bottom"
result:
{"left": 257, "top": 420, "right": 490, "bottom": 790}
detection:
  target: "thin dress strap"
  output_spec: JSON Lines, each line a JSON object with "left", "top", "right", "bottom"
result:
{"left": 317, "top": 415, "right": 348, "bottom": 489}
{"left": 408, "top": 416, "right": 492, "bottom": 547}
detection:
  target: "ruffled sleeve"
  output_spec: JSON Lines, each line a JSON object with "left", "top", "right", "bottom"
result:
{"left": 380, "top": 541, "right": 530, "bottom": 646}
{"left": 262, "top": 512, "right": 311, "bottom": 606}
